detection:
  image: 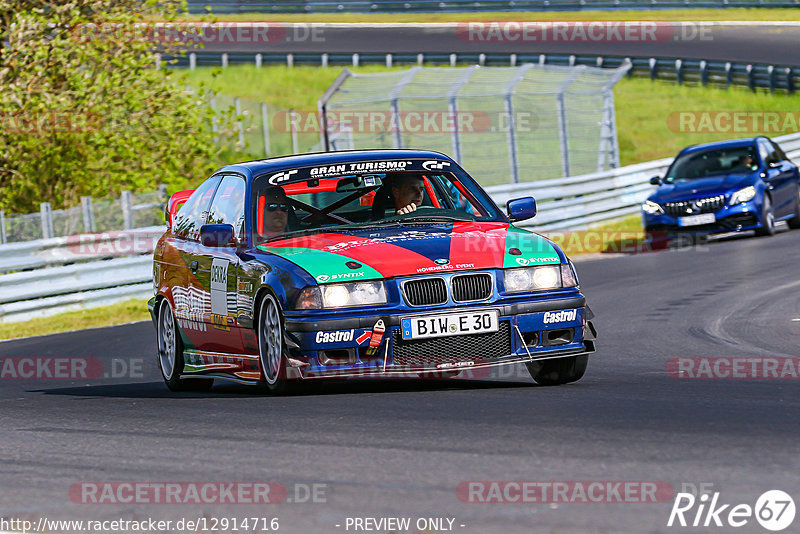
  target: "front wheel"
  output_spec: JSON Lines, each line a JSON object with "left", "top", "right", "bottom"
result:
{"left": 525, "top": 355, "right": 588, "bottom": 386}
{"left": 257, "top": 293, "right": 293, "bottom": 394}
{"left": 157, "top": 299, "right": 213, "bottom": 392}
{"left": 755, "top": 195, "right": 776, "bottom": 236}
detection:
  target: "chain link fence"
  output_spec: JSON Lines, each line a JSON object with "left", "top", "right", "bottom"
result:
{"left": 319, "top": 63, "right": 630, "bottom": 186}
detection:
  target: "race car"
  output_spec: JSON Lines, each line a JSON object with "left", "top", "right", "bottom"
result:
{"left": 148, "top": 149, "right": 596, "bottom": 393}
{"left": 642, "top": 137, "right": 800, "bottom": 237}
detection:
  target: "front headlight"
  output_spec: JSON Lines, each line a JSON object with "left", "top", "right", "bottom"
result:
{"left": 504, "top": 265, "right": 567, "bottom": 293}
{"left": 295, "top": 281, "right": 388, "bottom": 310}
{"left": 729, "top": 186, "right": 756, "bottom": 205}
{"left": 641, "top": 200, "right": 664, "bottom": 215}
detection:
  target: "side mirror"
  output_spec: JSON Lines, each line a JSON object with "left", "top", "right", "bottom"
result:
{"left": 649, "top": 176, "right": 662, "bottom": 185}
{"left": 507, "top": 197, "right": 537, "bottom": 222}
{"left": 200, "top": 224, "right": 235, "bottom": 247}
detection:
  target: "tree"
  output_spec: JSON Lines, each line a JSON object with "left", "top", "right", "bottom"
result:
{"left": 0, "top": 0, "right": 223, "bottom": 213}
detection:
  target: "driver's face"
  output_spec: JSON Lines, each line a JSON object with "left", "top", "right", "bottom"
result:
{"left": 393, "top": 178, "right": 425, "bottom": 210}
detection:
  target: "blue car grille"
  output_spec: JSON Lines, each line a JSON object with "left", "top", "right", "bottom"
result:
{"left": 664, "top": 195, "right": 726, "bottom": 216}
{"left": 391, "top": 322, "right": 512, "bottom": 367}
{"left": 451, "top": 273, "right": 493, "bottom": 302}
{"left": 403, "top": 277, "right": 448, "bottom": 306}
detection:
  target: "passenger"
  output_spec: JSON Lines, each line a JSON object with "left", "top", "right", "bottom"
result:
{"left": 262, "top": 186, "right": 290, "bottom": 237}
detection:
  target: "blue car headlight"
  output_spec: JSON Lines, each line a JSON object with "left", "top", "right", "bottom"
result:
{"left": 504, "top": 263, "right": 577, "bottom": 293}
{"left": 729, "top": 186, "right": 756, "bottom": 205}
{"left": 641, "top": 200, "right": 664, "bottom": 215}
{"left": 296, "top": 282, "right": 388, "bottom": 310}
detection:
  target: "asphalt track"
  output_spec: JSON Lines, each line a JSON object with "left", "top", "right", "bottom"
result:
{"left": 197, "top": 22, "right": 800, "bottom": 66}
{"left": 2, "top": 227, "right": 800, "bottom": 533}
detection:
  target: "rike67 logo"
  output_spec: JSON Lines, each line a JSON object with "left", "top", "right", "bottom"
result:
{"left": 668, "top": 490, "right": 795, "bottom": 531}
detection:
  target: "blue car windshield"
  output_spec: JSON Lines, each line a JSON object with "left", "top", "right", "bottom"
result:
{"left": 251, "top": 170, "right": 505, "bottom": 244}
{"left": 664, "top": 145, "right": 758, "bottom": 183}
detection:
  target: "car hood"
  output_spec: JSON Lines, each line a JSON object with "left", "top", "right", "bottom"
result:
{"left": 653, "top": 173, "right": 755, "bottom": 203}
{"left": 255, "top": 221, "right": 561, "bottom": 284}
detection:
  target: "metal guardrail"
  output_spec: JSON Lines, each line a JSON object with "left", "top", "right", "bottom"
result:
{"left": 170, "top": 52, "right": 800, "bottom": 94}
{"left": 491, "top": 131, "right": 800, "bottom": 230}
{"left": 185, "top": 0, "right": 800, "bottom": 13}
{"left": 3, "top": 131, "right": 800, "bottom": 323}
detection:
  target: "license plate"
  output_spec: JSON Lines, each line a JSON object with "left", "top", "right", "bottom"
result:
{"left": 678, "top": 213, "right": 715, "bottom": 227}
{"left": 401, "top": 310, "right": 499, "bottom": 340}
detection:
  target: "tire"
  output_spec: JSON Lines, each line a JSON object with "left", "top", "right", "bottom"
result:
{"left": 787, "top": 185, "right": 800, "bottom": 229}
{"left": 256, "top": 293, "right": 294, "bottom": 395}
{"left": 157, "top": 299, "right": 213, "bottom": 392}
{"left": 525, "top": 355, "right": 588, "bottom": 386}
{"left": 755, "top": 195, "right": 776, "bottom": 236}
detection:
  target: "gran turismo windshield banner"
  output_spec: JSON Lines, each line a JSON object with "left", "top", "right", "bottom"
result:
{"left": 265, "top": 158, "right": 454, "bottom": 184}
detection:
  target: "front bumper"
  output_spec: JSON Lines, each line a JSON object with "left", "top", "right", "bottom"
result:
{"left": 283, "top": 296, "right": 596, "bottom": 379}
{"left": 643, "top": 200, "right": 761, "bottom": 235}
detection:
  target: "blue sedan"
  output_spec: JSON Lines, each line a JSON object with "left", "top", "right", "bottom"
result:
{"left": 642, "top": 137, "right": 800, "bottom": 237}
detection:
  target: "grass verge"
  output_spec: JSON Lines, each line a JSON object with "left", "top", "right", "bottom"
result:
{"left": 175, "top": 8, "right": 800, "bottom": 22}
{"left": 0, "top": 299, "right": 151, "bottom": 341}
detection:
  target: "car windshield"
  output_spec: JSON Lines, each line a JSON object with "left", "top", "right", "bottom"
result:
{"left": 664, "top": 145, "right": 758, "bottom": 183}
{"left": 250, "top": 168, "right": 504, "bottom": 244}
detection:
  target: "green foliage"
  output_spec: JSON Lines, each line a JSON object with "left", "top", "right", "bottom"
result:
{"left": 0, "top": 0, "right": 226, "bottom": 213}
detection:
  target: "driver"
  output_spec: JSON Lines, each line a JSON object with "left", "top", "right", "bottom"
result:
{"left": 262, "top": 185, "right": 289, "bottom": 237}
{"left": 392, "top": 175, "right": 425, "bottom": 215}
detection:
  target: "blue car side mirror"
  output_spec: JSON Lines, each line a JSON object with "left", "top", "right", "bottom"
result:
{"left": 200, "top": 224, "right": 235, "bottom": 247}
{"left": 507, "top": 197, "right": 537, "bottom": 222}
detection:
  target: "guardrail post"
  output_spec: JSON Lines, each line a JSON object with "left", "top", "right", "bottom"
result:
{"left": 675, "top": 59, "right": 683, "bottom": 85}
{"left": 261, "top": 103, "right": 271, "bottom": 156}
{"left": 569, "top": 55, "right": 576, "bottom": 66}
{"left": 725, "top": 62, "right": 732, "bottom": 89}
{"left": 768, "top": 65, "right": 775, "bottom": 92}
{"left": 189, "top": 52, "right": 196, "bottom": 70}
{"left": 625, "top": 57, "right": 632, "bottom": 77}
{"left": 287, "top": 53, "right": 294, "bottom": 68}
{"left": 417, "top": 53, "right": 424, "bottom": 66}
{"left": 509, "top": 54, "right": 516, "bottom": 66}
{"left": 596, "top": 56, "right": 604, "bottom": 68}
{"left": 255, "top": 53, "right": 262, "bottom": 68}
{"left": 154, "top": 53, "right": 161, "bottom": 70}
{"left": 221, "top": 53, "right": 228, "bottom": 68}
{"left": 700, "top": 60, "right": 708, "bottom": 87}
{"left": 747, "top": 64, "right": 755, "bottom": 91}
{"left": 386, "top": 53, "right": 393, "bottom": 68}
{"left": 40, "top": 202, "right": 53, "bottom": 239}
{"left": 450, "top": 53, "right": 457, "bottom": 67}
{"left": 322, "top": 53, "right": 328, "bottom": 68}
{"left": 121, "top": 191, "right": 133, "bottom": 230}
{"left": 81, "top": 196, "right": 95, "bottom": 233}
{"left": 539, "top": 54, "right": 546, "bottom": 65}
{"left": 290, "top": 109, "right": 299, "bottom": 154}
{"left": 478, "top": 53, "right": 485, "bottom": 66}
{"left": 235, "top": 97, "right": 244, "bottom": 149}
{"left": 0, "top": 210, "right": 6, "bottom": 244}
{"left": 352, "top": 53, "right": 359, "bottom": 67}
{"left": 787, "top": 67, "right": 795, "bottom": 94}
{"left": 649, "top": 57, "right": 657, "bottom": 80}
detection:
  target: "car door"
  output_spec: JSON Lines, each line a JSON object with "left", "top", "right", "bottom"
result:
{"left": 170, "top": 175, "right": 221, "bottom": 350}
{"left": 193, "top": 174, "right": 248, "bottom": 357}
{"left": 759, "top": 139, "right": 794, "bottom": 216}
